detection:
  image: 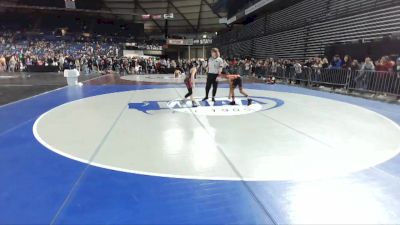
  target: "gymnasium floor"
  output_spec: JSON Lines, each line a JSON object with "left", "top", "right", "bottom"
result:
{"left": 1, "top": 73, "right": 400, "bottom": 225}
{"left": 0, "top": 72, "right": 100, "bottom": 105}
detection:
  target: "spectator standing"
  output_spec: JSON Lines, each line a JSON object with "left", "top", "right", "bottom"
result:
{"left": 312, "top": 57, "right": 323, "bottom": 84}
{"left": 374, "top": 56, "right": 395, "bottom": 93}
{"left": 0, "top": 55, "right": 6, "bottom": 72}
{"left": 8, "top": 56, "right": 16, "bottom": 72}
{"left": 396, "top": 58, "right": 400, "bottom": 75}
{"left": 342, "top": 55, "right": 352, "bottom": 70}
{"left": 395, "top": 58, "right": 400, "bottom": 97}
{"left": 361, "top": 57, "right": 375, "bottom": 71}
{"left": 75, "top": 58, "right": 81, "bottom": 71}
{"left": 330, "top": 55, "right": 343, "bottom": 69}
{"left": 351, "top": 60, "right": 360, "bottom": 71}
{"left": 376, "top": 56, "right": 395, "bottom": 72}
{"left": 322, "top": 57, "right": 329, "bottom": 69}
{"left": 59, "top": 55, "right": 65, "bottom": 72}
{"left": 294, "top": 61, "right": 303, "bottom": 84}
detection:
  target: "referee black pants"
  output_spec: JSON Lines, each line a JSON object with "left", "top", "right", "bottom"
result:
{"left": 205, "top": 73, "right": 219, "bottom": 98}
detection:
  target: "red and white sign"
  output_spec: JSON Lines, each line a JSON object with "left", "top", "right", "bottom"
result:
{"left": 141, "top": 14, "right": 151, "bottom": 20}
{"left": 152, "top": 14, "right": 162, "bottom": 20}
{"left": 167, "top": 39, "right": 193, "bottom": 46}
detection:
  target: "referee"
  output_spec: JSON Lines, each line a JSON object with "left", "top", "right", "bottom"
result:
{"left": 202, "top": 48, "right": 224, "bottom": 102}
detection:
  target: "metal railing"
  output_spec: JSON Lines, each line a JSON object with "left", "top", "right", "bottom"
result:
{"left": 228, "top": 64, "right": 400, "bottom": 97}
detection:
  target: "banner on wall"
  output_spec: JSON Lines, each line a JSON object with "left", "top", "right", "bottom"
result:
{"left": 167, "top": 39, "right": 194, "bottom": 46}
{"left": 193, "top": 39, "right": 213, "bottom": 45}
{"left": 123, "top": 50, "right": 144, "bottom": 57}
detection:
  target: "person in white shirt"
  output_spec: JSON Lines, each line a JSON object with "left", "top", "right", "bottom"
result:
{"left": 8, "top": 56, "right": 16, "bottom": 72}
{"left": 203, "top": 48, "right": 223, "bottom": 102}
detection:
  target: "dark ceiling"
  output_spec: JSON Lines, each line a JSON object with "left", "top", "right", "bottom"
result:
{"left": 0, "top": 0, "right": 305, "bottom": 34}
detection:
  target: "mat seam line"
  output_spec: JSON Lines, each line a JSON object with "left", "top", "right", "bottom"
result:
{"left": 256, "top": 112, "right": 334, "bottom": 149}
{"left": 172, "top": 87, "right": 279, "bottom": 225}
{"left": 49, "top": 90, "right": 137, "bottom": 225}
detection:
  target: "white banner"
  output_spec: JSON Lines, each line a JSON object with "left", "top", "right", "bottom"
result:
{"left": 245, "top": 0, "right": 274, "bottom": 15}
{"left": 163, "top": 13, "right": 174, "bottom": 19}
{"left": 227, "top": 16, "right": 237, "bottom": 25}
{"left": 123, "top": 50, "right": 144, "bottom": 57}
{"left": 219, "top": 18, "right": 228, "bottom": 24}
{"left": 193, "top": 39, "right": 213, "bottom": 45}
{"left": 167, "top": 39, "right": 193, "bottom": 46}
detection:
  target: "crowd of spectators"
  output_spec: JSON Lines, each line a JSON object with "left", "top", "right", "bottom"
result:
{"left": 1, "top": 28, "right": 399, "bottom": 95}
{"left": 0, "top": 31, "right": 123, "bottom": 73}
{"left": 82, "top": 57, "right": 208, "bottom": 76}
{"left": 222, "top": 55, "right": 400, "bottom": 95}
{"left": 223, "top": 55, "right": 399, "bottom": 77}
{"left": 0, "top": 30, "right": 207, "bottom": 76}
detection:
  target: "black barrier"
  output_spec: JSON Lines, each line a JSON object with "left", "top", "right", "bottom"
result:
{"left": 26, "top": 65, "right": 59, "bottom": 73}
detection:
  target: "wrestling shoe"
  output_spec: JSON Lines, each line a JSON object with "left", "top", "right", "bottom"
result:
{"left": 202, "top": 97, "right": 208, "bottom": 101}
{"left": 192, "top": 101, "right": 198, "bottom": 108}
{"left": 212, "top": 97, "right": 216, "bottom": 102}
{"left": 248, "top": 98, "right": 253, "bottom": 106}
{"left": 230, "top": 101, "right": 236, "bottom": 105}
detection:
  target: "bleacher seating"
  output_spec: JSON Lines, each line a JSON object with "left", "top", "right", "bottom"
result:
{"left": 306, "top": 5, "right": 400, "bottom": 58}
{"left": 254, "top": 27, "right": 307, "bottom": 60}
{"left": 267, "top": 0, "right": 327, "bottom": 33}
{"left": 214, "top": 0, "right": 400, "bottom": 59}
{"left": 237, "top": 17, "right": 266, "bottom": 40}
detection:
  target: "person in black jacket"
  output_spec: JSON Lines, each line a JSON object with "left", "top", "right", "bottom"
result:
{"left": 342, "top": 55, "right": 352, "bottom": 70}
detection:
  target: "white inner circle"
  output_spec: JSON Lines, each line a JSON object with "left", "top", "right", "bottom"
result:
{"left": 33, "top": 88, "right": 400, "bottom": 181}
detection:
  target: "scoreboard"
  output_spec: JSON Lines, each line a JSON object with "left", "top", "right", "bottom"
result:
{"left": 65, "top": 0, "right": 76, "bottom": 9}
{"left": 141, "top": 13, "right": 174, "bottom": 20}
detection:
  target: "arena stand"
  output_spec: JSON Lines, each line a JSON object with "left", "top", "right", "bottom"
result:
{"left": 214, "top": 0, "right": 400, "bottom": 60}
{"left": 212, "top": 0, "right": 400, "bottom": 99}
